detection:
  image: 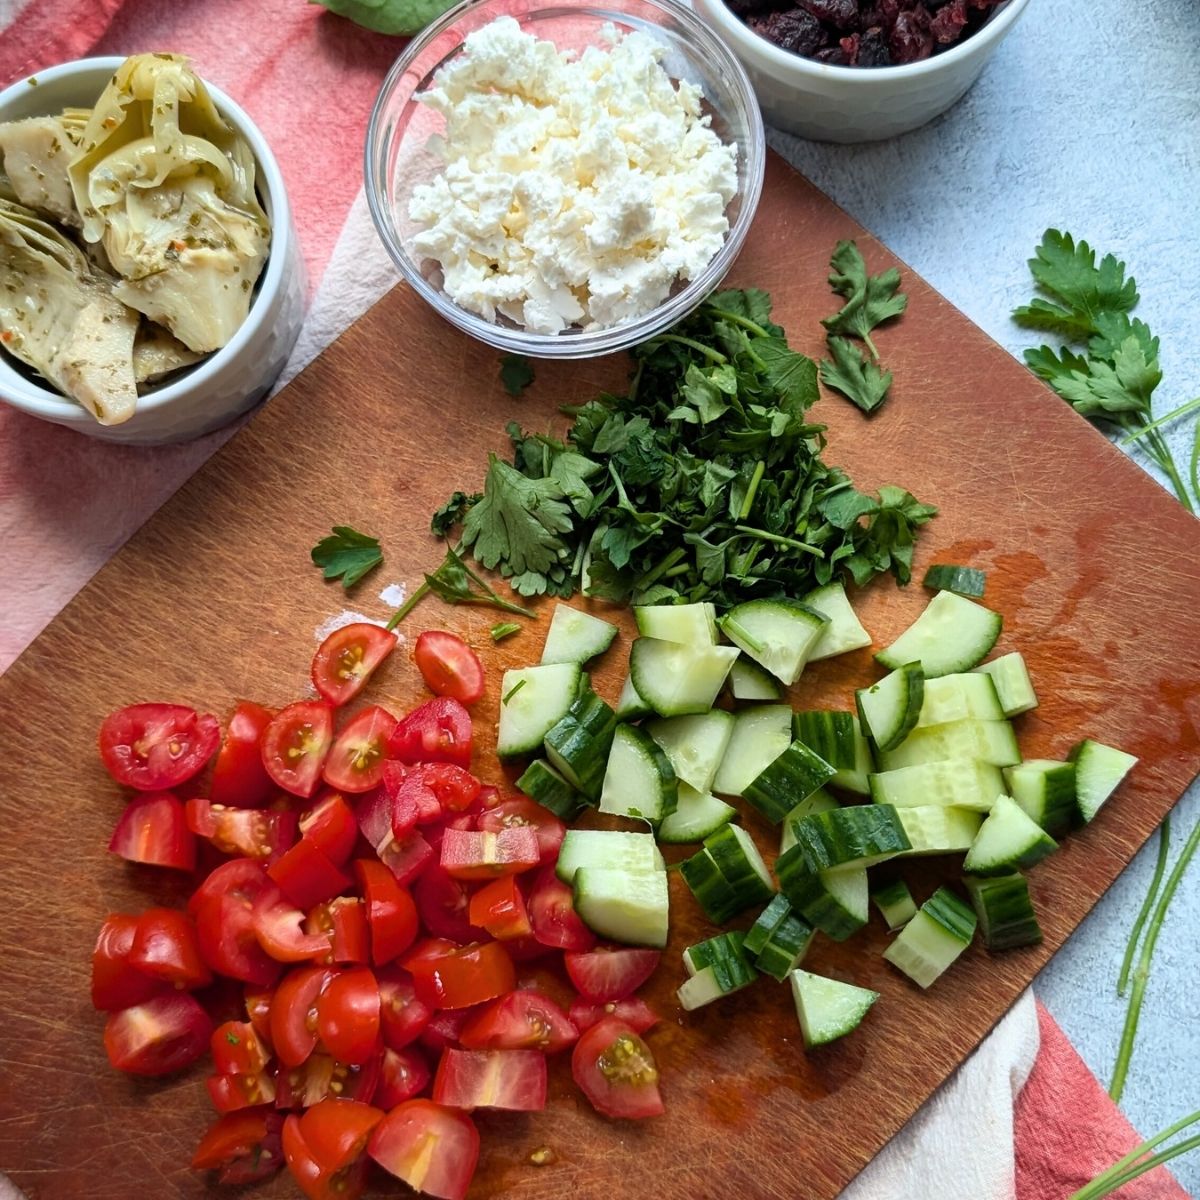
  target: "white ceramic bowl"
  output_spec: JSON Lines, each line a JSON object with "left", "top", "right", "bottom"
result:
{"left": 0, "top": 57, "right": 306, "bottom": 444}
{"left": 692, "top": 0, "right": 1032, "bottom": 142}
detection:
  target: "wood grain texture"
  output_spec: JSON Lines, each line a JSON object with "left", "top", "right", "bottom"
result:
{"left": 2, "top": 153, "right": 1199, "bottom": 1199}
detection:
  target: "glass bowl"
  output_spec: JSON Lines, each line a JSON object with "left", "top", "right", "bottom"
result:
{"left": 364, "top": 0, "right": 766, "bottom": 359}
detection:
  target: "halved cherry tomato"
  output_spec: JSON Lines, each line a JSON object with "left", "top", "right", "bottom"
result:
{"left": 312, "top": 623, "right": 396, "bottom": 707}
{"left": 354, "top": 860, "right": 419, "bottom": 965}
{"left": 417, "top": 1008, "right": 478, "bottom": 1055}
{"left": 414, "top": 631, "right": 485, "bottom": 706}
{"left": 253, "top": 894, "right": 331, "bottom": 963}
{"left": 406, "top": 941, "right": 516, "bottom": 1011}
{"left": 189, "top": 857, "right": 277, "bottom": 914}
{"left": 568, "top": 997, "right": 660, "bottom": 1035}
{"left": 317, "top": 967, "right": 381, "bottom": 1065}
{"left": 186, "top": 798, "right": 297, "bottom": 864}
{"left": 207, "top": 1069, "right": 278, "bottom": 1112}
{"left": 299, "top": 1098, "right": 384, "bottom": 1175}
{"left": 355, "top": 786, "right": 392, "bottom": 849}
{"left": 368, "top": 1100, "right": 480, "bottom": 1200}
{"left": 307, "top": 897, "right": 369, "bottom": 965}
{"left": 322, "top": 707, "right": 397, "bottom": 793}
{"left": 99, "top": 703, "right": 220, "bottom": 791}
{"left": 433, "top": 1047, "right": 546, "bottom": 1112}
{"left": 212, "top": 1020, "right": 270, "bottom": 1076}
{"left": 276, "top": 1053, "right": 381, "bottom": 1109}
{"left": 377, "top": 1045, "right": 431, "bottom": 1108}
{"left": 377, "top": 966, "right": 432, "bottom": 1051}
{"left": 377, "top": 828, "right": 435, "bottom": 887}
{"left": 108, "top": 791, "right": 196, "bottom": 871}
{"left": 245, "top": 985, "right": 275, "bottom": 1044}
{"left": 268, "top": 837, "right": 353, "bottom": 910}
{"left": 392, "top": 764, "right": 481, "bottom": 833}
{"left": 387, "top": 697, "right": 472, "bottom": 769}
{"left": 476, "top": 796, "right": 565, "bottom": 864}
{"left": 192, "top": 1108, "right": 285, "bottom": 1185}
{"left": 459, "top": 989, "right": 578, "bottom": 1053}
{"left": 571, "top": 1017, "right": 664, "bottom": 1120}
{"left": 526, "top": 866, "right": 597, "bottom": 952}
{"left": 128, "top": 907, "right": 212, "bottom": 989}
{"left": 297, "top": 793, "right": 359, "bottom": 865}
{"left": 564, "top": 946, "right": 661, "bottom": 1003}
{"left": 211, "top": 701, "right": 276, "bottom": 808}
{"left": 104, "top": 992, "right": 212, "bottom": 1076}
{"left": 261, "top": 701, "right": 334, "bottom": 799}
{"left": 282, "top": 1110, "right": 370, "bottom": 1200}
{"left": 272, "top": 966, "right": 336, "bottom": 1068}
{"left": 413, "top": 865, "right": 482, "bottom": 942}
{"left": 91, "top": 913, "right": 164, "bottom": 1011}
{"left": 439, "top": 826, "right": 540, "bottom": 881}
{"left": 468, "top": 875, "right": 532, "bottom": 940}
{"left": 192, "top": 861, "right": 283, "bottom": 987}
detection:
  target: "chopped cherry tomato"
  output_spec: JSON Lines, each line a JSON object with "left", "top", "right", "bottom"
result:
{"left": 312, "top": 623, "right": 396, "bottom": 708}
{"left": 565, "top": 946, "right": 661, "bottom": 1003}
{"left": 433, "top": 1047, "right": 546, "bottom": 1112}
{"left": 253, "top": 894, "right": 332, "bottom": 963}
{"left": 245, "top": 985, "right": 275, "bottom": 1044}
{"left": 128, "top": 907, "right": 212, "bottom": 989}
{"left": 276, "top": 1052, "right": 380, "bottom": 1109}
{"left": 392, "top": 764, "right": 481, "bottom": 833}
{"left": 261, "top": 701, "right": 334, "bottom": 799}
{"left": 568, "top": 997, "right": 660, "bottom": 1035}
{"left": 186, "top": 798, "right": 297, "bottom": 864}
{"left": 99, "top": 703, "right": 220, "bottom": 791}
{"left": 476, "top": 796, "right": 565, "bottom": 864}
{"left": 192, "top": 1109, "right": 285, "bottom": 1185}
{"left": 192, "top": 860, "right": 283, "bottom": 987}
{"left": 108, "top": 791, "right": 196, "bottom": 871}
{"left": 422, "top": 812, "right": 475, "bottom": 857}
{"left": 459, "top": 989, "right": 578, "bottom": 1053}
{"left": 387, "top": 697, "right": 472, "bottom": 769}
{"left": 272, "top": 966, "right": 336, "bottom": 1068}
{"left": 571, "top": 1017, "right": 664, "bottom": 1120}
{"left": 91, "top": 913, "right": 164, "bottom": 1011}
{"left": 468, "top": 875, "right": 532, "bottom": 940}
{"left": 368, "top": 1100, "right": 480, "bottom": 1200}
{"left": 297, "top": 792, "right": 359, "bottom": 865}
{"left": 439, "top": 826, "right": 540, "bottom": 880}
{"left": 322, "top": 707, "right": 397, "bottom": 794}
{"left": 189, "top": 856, "right": 277, "bottom": 914}
{"left": 104, "top": 992, "right": 212, "bottom": 1076}
{"left": 407, "top": 941, "right": 516, "bottom": 1010}
{"left": 413, "top": 865, "right": 482, "bottom": 942}
{"left": 307, "top": 897, "right": 370, "bottom": 965}
{"left": 212, "top": 1020, "right": 270, "bottom": 1076}
{"left": 207, "top": 1069, "right": 278, "bottom": 1112}
{"left": 316, "top": 967, "right": 381, "bottom": 1065}
{"left": 414, "top": 631, "right": 485, "bottom": 706}
{"left": 211, "top": 701, "right": 277, "bottom": 808}
{"left": 299, "top": 1099, "right": 383, "bottom": 1176}
{"left": 355, "top": 785, "right": 393, "bottom": 849}
{"left": 526, "top": 866, "right": 597, "bottom": 952}
{"left": 377, "top": 966, "right": 432, "bottom": 1051}
{"left": 354, "top": 860, "right": 419, "bottom": 965}
{"left": 418, "top": 1007, "right": 482, "bottom": 1055}
{"left": 268, "top": 837, "right": 353, "bottom": 910}
{"left": 377, "top": 828, "right": 435, "bottom": 887}
{"left": 503, "top": 934, "right": 555, "bottom": 962}
{"left": 377, "top": 1045, "right": 431, "bottom": 1107}
{"left": 282, "top": 1110, "right": 370, "bottom": 1200}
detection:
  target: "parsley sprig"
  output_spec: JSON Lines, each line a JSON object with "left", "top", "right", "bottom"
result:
{"left": 310, "top": 525, "right": 383, "bottom": 590}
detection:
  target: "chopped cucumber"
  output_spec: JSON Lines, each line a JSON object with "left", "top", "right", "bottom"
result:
{"left": 598, "top": 724, "right": 677, "bottom": 823}
{"left": 682, "top": 931, "right": 755, "bottom": 987}
{"left": 802, "top": 581, "right": 872, "bottom": 661}
{"left": 784, "top": 804, "right": 911, "bottom": 872}
{"left": 963, "top": 873, "right": 1043, "bottom": 950}
{"left": 647, "top": 711, "right": 735, "bottom": 793}
{"left": 719, "top": 598, "right": 829, "bottom": 685}
{"left": 778, "top": 863, "right": 869, "bottom": 941}
{"left": 703, "top": 824, "right": 775, "bottom": 897}
{"left": 915, "top": 673, "right": 1004, "bottom": 729}
{"left": 615, "top": 672, "right": 654, "bottom": 722}
{"left": 515, "top": 759, "right": 587, "bottom": 820}
{"left": 1004, "top": 759, "right": 1076, "bottom": 835}
{"left": 728, "top": 657, "right": 784, "bottom": 701}
{"left": 876, "top": 591, "right": 1002, "bottom": 678}
{"left": 883, "top": 886, "right": 976, "bottom": 988}
{"left": 544, "top": 690, "right": 617, "bottom": 800}
{"left": 895, "top": 805, "right": 983, "bottom": 856}
{"left": 656, "top": 783, "right": 736, "bottom": 844}
{"left": 629, "top": 638, "right": 739, "bottom": 717}
{"left": 540, "top": 604, "right": 618, "bottom": 665}
{"left": 755, "top": 913, "right": 815, "bottom": 980}
{"left": 1068, "top": 738, "right": 1137, "bottom": 826}
{"left": 973, "top": 651, "right": 1038, "bottom": 717}
{"left": 679, "top": 849, "right": 741, "bottom": 923}
{"left": 879, "top": 718, "right": 1021, "bottom": 770}
{"left": 634, "top": 602, "right": 719, "bottom": 645}
{"left": 678, "top": 966, "right": 751, "bottom": 1009}
{"left": 744, "top": 740, "right": 837, "bottom": 824}
{"left": 793, "top": 710, "right": 858, "bottom": 770}
{"left": 496, "top": 663, "right": 583, "bottom": 759}
{"left": 790, "top": 969, "right": 879, "bottom": 1048}
{"left": 742, "top": 894, "right": 793, "bottom": 956}
{"left": 831, "top": 716, "right": 875, "bottom": 796}
{"left": 856, "top": 662, "right": 924, "bottom": 753}
{"left": 871, "top": 879, "right": 917, "bottom": 930}
{"left": 963, "top": 794, "right": 1058, "bottom": 876}
{"left": 573, "top": 867, "right": 669, "bottom": 948}
{"left": 712, "top": 704, "right": 793, "bottom": 797}
{"left": 922, "top": 564, "right": 985, "bottom": 598}
{"left": 556, "top": 829, "right": 664, "bottom": 883}
{"left": 869, "top": 758, "right": 1005, "bottom": 812}
{"left": 779, "top": 788, "right": 839, "bottom": 853}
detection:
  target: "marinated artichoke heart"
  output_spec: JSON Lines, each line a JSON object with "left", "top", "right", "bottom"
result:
{"left": 68, "top": 53, "right": 270, "bottom": 354}
{"left": 132, "top": 319, "right": 202, "bottom": 387}
{"left": 0, "top": 115, "right": 81, "bottom": 226}
{"left": 0, "top": 198, "right": 139, "bottom": 424}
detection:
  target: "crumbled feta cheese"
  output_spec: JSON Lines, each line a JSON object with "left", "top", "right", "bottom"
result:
{"left": 407, "top": 17, "right": 739, "bottom": 335}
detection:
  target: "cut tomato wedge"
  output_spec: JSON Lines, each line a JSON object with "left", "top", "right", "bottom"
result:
{"left": 253, "top": 894, "right": 332, "bottom": 963}
{"left": 354, "top": 859, "right": 419, "bottom": 966}
{"left": 316, "top": 967, "right": 382, "bottom": 1065}
{"left": 368, "top": 1100, "right": 480, "bottom": 1200}
{"left": 268, "top": 837, "right": 353, "bottom": 910}
{"left": 299, "top": 1098, "right": 384, "bottom": 1173}
{"left": 91, "top": 913, "right": 164, "bottom": 1011}
{"left": 244, "top": 985, "right": 275, "bottom": 1044}
{"left": 282, "top": 1110, "right": 371, "bottom": 1200}
{"left": 467, "top": 875, "right": 532, "bottom": 941}
{"left": 387, "top": 697, "right": 472, "bottom": 769}
{"left": 186, "top": 798, "right": 297, "bottom": 864}
{"left": 322, "top": 707, "right": 398, "bottom": 793}
{"left": 307, "top": 896, "right": 370, "bottom": 965}
{"left": 377, "top": 828, "right": 435, "bottom": 888}
{"left": 571, "top": 1017, "right": 664, "bottom": 1120}
{"left": 564, "top": 946, "right": 661, "bottom": 1003}
{"left": 99, "top": 703, "right": 220, "bottom": 791}
{"left": 104, "top": 992, "right": 212, "bottom": 1076}
{"left": 439, "top": 826, "right": 540, "bottom": 881}
{"left": 128, "top": 907, "right": 212, "bottom": 989}
{"left": 312, "top": 623, "right": 396, "bottom": 708}
{"left": 298, "top": 792, "right": 359, "bottom": 865}
{"left": 459, "top": 989, "right": 578, "bottom": 1053}
{"left": 413, "top": 865, "right": 482, "bottom": 942}
{"left": 272, "top": 966, "right": 336, "bottom": 1068}
{"left": 275, "top": 1052, "right": 381, "bottom": 1109}
{"left": 433, "top": 1047, "right": 547, "bottom": 1112}
{"left": 526, "top": 866, "right": 597, "bottom": 952}
{"left": 476, "top": 796, "right": 565, "bottom": 864}
{"left": 261, "top": 701, "right": 334, "bottom": 799}
{"left": 192, "top": 861, "right": 284, "bottom": 987}
{"left": 407, "top": 941, "right": 516, "bottom": 1011}
{"left": 211, "top": 701, "right": 277, "bottom": 808}
{"left": 414, "top": 631, "right": 486, "bottom": 706}
{"left": 108, "top": 791, "right": 196, "bottom": 871}
{"left": 207, "top": 1069, "right": 278, "bottom": 1113}
{"left": 392, "top": 763, "right": 481, "bottom": 831}
{"left": 211, "top": 1020, "right": 270, "bottom": 1076}
{"left": 376, "top": 966, "right": 433, "bottom": 1051}
{"left": 192, "top": 1109, "right": 285, "bottom": 1185}
{"left": 568, "top": 997, "right": 660, "bottom": 1035}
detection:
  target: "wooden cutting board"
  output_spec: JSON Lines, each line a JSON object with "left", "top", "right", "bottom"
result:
{"left": 2, "top": 153, "right": 1199, "bottom": 1200}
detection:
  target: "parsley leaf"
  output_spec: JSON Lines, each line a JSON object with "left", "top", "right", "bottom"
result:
{"left": 387, "top": 544, "right": 534, "bottom": 628}
{"left": 820, "top": 336, "right": 892, "bottom": 413}
{"left": 311, "top": 525, "right": 383, "bottom": 590}
{"left": 821, "top": 240, "right": 907, "bottom": 359}
{"left": 431, "top": 491, "right": 480, "bottom": 537}
{"left": 500, "top": 354, "right": 535, "bottom": 397}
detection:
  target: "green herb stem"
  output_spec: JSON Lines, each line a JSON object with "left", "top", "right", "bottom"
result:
{"left": 1191, "top": 417, "right": 1200, "bottom": 506}
{"left": 387, "top": 581, "right": 429, "bottom": 629}
{"left": 502, "top": 679, "right": 527, "bottom": 704}
{"left": 738, "top": 461, "right": 766, "bottom": 520}
{"left": 633, "top": 546, "right": 688, "bottom": 592}
{"left": 1071, "top": 1108, "right": 1200, "bottom": 1200}
{"left": 1119, "top": 395, "right": 1200, "bottom": 445}
{"left": 1117, "top": 820, "right": 1171, "bottom": 997}
{"left": 1142, "top": 426, "right": 1195, "bottom": 513}
{"left": 721, "top": 615, "right": 764, "bottom": 654}
{"left": 704, "top": 306, "right": 771, "bottom": 339}
{"left": 733, "top": 525, "right": 825, "bottom": 557}
{"left": 490, "top": 622, "right": 521, "bottom": 642}
{"left": 647, "top": 333, "right": 728, "bottom": 364}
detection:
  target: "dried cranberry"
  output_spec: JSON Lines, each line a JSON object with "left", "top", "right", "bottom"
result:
{"left": 797, "top": 0, "right": 858, "bottom": 28}
{"left": 814, "top": 44, "right": 851, "bottom": 64}
{"left": 839, "top": 31, "right": 861, "bottom": 63}
{"left": 748, "top": 7, "right": 827, "bottom": 55}
{"left": 857, "top": 25, "right": 892, "bottom": 65}
{"left": 889, "top": 7, "right": 933, "bottom": 62}
{"left": 930, "top": 0, "right": 968, "bottom": 43}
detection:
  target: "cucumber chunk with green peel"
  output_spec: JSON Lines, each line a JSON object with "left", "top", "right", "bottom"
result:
{"left": 964, "top": 873, "right": 1043, "bottom": 950}
{"left": 1004, "top": 759, "right": 1076, "bottom": 835}
{"left": 703, "top": 824, "right": 775, "bottom": 897}
{"left": 883, "top": 886, "right": 976, "bottom": 988}
{"left": 1068, "top": 738, "right": 1138, "bottom": 826}
{"left": 972, "top": 652, "right": 1039, "bottom": 717}
{"left": 544, "top": 690, "right": 617, "bottom": 799}
{"left": 515, "top": 759, "right": 587, "bottom": 820}
{"left": 728, "top": 657, "right": 783, "bottom": 701}
{"left": 869, "top": 759, "right": 1005, "bottom": 812}
{"left": 895, "top": 805, "right": 983, "bottom": 856}
{"left": 599, "top": 724, "right": 678, "bottom": 823}
{"left": 647, "top": 711, "right": 735, "bottom": 793}
{"left": 793, "top": 710, "right": 858, "bottom": 770}
{"left": 719, "top": 598, "right": 829, "bottom": 685}
{"left": 678, "top": 966, "right": 751, "bottom": 1010}
{"left": 784, "top": 804, "right": 911, "bottom": 872}
{"left": 856, "top": 662, "right": 924, "bottom": 753}
{"left": 634, "top": 602, "right": 719, "bottom": 645}
{"left": 755, "top": 913, "right": 815, "bottom": 980}
{"left": 779, "top": 788, "right": 839, "bottom": 853}
{"left": 876, "top": 591, "right": 1002, "bottom": 678}
{"left": 790, "top": 969, "right": 879, "bottom": 1048}
{"left": 778, "top": 863, "right": 869, "bottom": 941}
{"left": 615, "top": 673, "right": 653, "bottom": 722}
{"left": 629, "top": 638, "right": 739, "bottom": 717}
{"left": 963, "top": 794, "right": 1058, "bottom": 876}
{"left": 871, "top": 879, "right": 917, "bottom": 930}
{"left": 712, "top": 704, "right": 793, "bottom": 797}
{"left": 679, "top": 845, "right": 772, "bottom": 923}
{"left": 656, "top": 784, "right": 736, "bottom": 844}
{"left": 573, "top": 867, "right": 669, "bottom": 948}
{"left": 922, "top": 564, "right": 986, "bottom": 598}
{"left": 744, "top": 740, "right": 837, "bottom": 824}
{"left": 540, "top": 605, "right": 618, "bottom": 666}
{"left": 915, "top": 673, "right": 1004, "bottom": 729}
{"left": 802, "top": 581, "right": 872, "bottom": 661}
{"left": 742, "top": 894, "right": 793, "bottom": 956}
{"left": 496, "top": 663, "right": 584, "bottom": 759}
{"left": 682, "top": 931, "right": 755, "bottom": 988}
{"left": 831, "top": 716, "right": 875, "bottom": 796}
{"left": 556, "top": 829, "right": 664, "bottom": 883}
{"left": 878, "top": 718, "right": 1021, "bottom": 771}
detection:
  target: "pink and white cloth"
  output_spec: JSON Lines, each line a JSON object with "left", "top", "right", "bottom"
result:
{"left": 0, "top": 3, "right": 1188, "bottom": 1196}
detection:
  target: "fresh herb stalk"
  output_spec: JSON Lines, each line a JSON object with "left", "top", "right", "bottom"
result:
{"left": 1070, "top": 1108, "right": 1200, "bottom": 1200}
{"left": 1116, "top": 821, "right": 1171, "bottom": 998}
